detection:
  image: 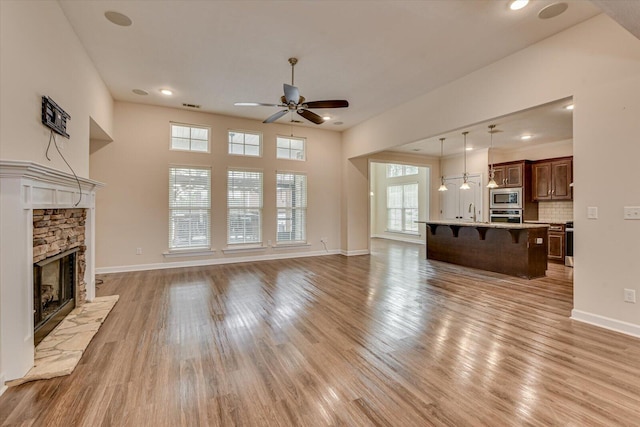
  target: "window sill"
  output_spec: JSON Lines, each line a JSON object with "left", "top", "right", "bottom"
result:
{"left": 222, "top": 245, "right": 267, "bottom": 254}
{"left": 384, "top": 230, "right": 421, "bottom": 236}
{"left": 273, "top": 242, "right": 311, "bottom": 249}
{"left": 163, "top": 249, "right": 215, "bottom": 258}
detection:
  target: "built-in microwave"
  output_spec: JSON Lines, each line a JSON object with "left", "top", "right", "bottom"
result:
{"left": 490, "top": 188, "right": 523, "bottom": 209}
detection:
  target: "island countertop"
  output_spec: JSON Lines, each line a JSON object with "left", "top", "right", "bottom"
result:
{"left": 417, "top": 220, "right": 549, "bottom": 230}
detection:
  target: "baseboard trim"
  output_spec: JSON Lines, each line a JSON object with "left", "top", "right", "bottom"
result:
{"left": 571, "top": 309, "right": 640, "bottom": 339}
{"left": 371, "top": 234, "right": 425, "bottom": 245}
{"left": 96, "top": 249, "right": 342, "bottom": 274}
{"left": 340, "top": 249, "right": 370, "bottom": 256}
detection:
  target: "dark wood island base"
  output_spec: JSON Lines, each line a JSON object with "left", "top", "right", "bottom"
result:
{"left": 420, "top": 221, "right": 549, "bottom": 279}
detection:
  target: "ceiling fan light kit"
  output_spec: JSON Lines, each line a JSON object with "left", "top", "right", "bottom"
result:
{"left": 235, "top": 57, "right": 349, "bottom": 125}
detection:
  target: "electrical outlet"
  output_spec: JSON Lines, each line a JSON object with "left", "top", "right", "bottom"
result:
{"left": 267, "top": 239, "right": 272, "bottom": 247}
{"left": 587, "top": 207, "right": 598, "bottom": 219}
{"left": 624, "top": 289, "right": 636, "bottom": 303}
{"left": 623, "top": 206, "right": 640, "bottom": 220}
{"left": 136, "top": 247, "right": 142, "bottom": 255}
{"left": 320, "top": 237, "right": 327, "bottom": 243}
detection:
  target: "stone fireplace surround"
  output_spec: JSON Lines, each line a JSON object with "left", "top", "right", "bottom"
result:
{"left": 0, "top": 161, "right": 102, "bottom": 393}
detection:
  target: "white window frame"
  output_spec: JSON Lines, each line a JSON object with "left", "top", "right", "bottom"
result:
{"left": 387, "top": 182, "right": 419, "bottom": 234}
{"left": 168, "top": 165, "right": 211, "bottom": 251}
{"left": 170, "top": 122, "right": 210, "bottom": 153}
{"left": 386, "top": 163, "right": 419, "bottom": 178}
{"left": 276, "top": 171, "right": 307, "bottom": 244}
{"left": 227, "top": 169, "right": 263, "bottom": 246}
{"left": 228, "top": 129, "right": 262, "bottom": 157}
{"left": 276, "top": 136, "right": 306, "bottom": 161}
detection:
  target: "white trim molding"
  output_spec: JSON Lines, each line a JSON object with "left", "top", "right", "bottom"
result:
{"left": 340, "top": 249, "right": 370, "bottom": 256}
{"left": 96, "top": 249, "right": 343, "bottom": 274}
{"left": 371, "top": 234, "right": 425, "bottom": 245}
{"left": 571, "top": 309, "right": 640, "bottom": 339}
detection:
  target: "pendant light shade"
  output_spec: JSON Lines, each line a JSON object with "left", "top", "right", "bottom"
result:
{"left": 438, "top": 137, "right": 448, "bottom": 192}
{"left": 460, "top": 131, "right": 470, "bottom": 190}
{"left": 487, "top": 124, "right": 499, "bottom": 188}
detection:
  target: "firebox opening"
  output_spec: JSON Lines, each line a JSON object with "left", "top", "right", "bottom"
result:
{"left": 33, "top": 247, "right": 78, "bottom": 346}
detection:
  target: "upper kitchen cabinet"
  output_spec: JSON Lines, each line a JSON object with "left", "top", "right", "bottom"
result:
{"left": 532, "top": 157, "right": 573, "bottom": 201}
{"left": 492, "top": 161, "right": 523, "bottom": 188}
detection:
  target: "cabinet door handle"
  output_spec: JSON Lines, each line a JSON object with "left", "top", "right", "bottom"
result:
{"left": 548, "top": 190, "right": 551, "bottom": 194}
{"left": 552, "top": 189, "right": 555, "bottom": 195}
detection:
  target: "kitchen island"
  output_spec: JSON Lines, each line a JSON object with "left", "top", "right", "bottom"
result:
{"left": 419, "top": 221, "right": 549, "bottom": 279}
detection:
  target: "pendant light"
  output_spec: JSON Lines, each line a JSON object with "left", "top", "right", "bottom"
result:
{"left": 486, "top": 124, "right": 499, "bottom": 188}
{"left": 460, "top": 131, "right": 471, "bottom": 190}
{"left": 438, "top": 137, "right": 448, "bottom": 192}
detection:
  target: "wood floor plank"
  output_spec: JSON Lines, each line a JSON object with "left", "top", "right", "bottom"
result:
{"left": 1, "top": 239, "right": 639, "bottom": 426}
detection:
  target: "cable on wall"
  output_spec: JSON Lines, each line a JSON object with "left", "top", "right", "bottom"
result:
{"left": 46, "top": 130, "right": 82, "bottom": 206}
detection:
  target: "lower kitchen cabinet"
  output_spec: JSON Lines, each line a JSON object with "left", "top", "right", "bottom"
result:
{"left": 548, "top": 223, "right": 565, "bottom": 262}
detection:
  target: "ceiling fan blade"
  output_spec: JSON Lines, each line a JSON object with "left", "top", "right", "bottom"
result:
{"left": 263, "top": 110, "right": 289, "bottom": 124}
{"left": 284, "top": 84, "right": 300, "bottom": 104}
{"left": 297, "top": 109, "right": 324, "bottom": 125}
{"left": 304, "top": 100, "right": 349, "bottom": 109}
{"left": 235, "top": 102, "right": 280, "bottom": 107}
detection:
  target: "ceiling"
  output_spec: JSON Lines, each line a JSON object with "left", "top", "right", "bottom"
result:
{"left": 390, "top": 97, "right": 574, "bottom": 157}
{"left": 58, "top": 0, "right": 604, "bottom": 133}
{"left": 59, "top": 0, "right": 640, "bottom": 155}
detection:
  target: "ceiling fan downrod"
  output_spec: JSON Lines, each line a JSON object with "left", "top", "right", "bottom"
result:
{"left": 289, "top": 57, "right": 297, "bottom": 86}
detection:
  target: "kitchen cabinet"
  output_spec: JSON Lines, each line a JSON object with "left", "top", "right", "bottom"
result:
{"left": 492, "top": 161, "right": 523, "bottom": 188}
{"left": 533, "top": 157, "right": 573, "bottom": 201}
{"left": 440, "top": 175, "right": 482, "bottom": 222}
{"left": 547, "top": 223, "right": 565, "bottom": 262}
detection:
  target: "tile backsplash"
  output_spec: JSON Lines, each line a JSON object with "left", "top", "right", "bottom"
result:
{"left": 538, "top": 200, "right": 574, "bottom": 223}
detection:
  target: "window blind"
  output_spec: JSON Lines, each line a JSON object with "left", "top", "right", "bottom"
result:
{"left": 227, "top": 169, "right": 263, "bottom": 245}
{"left": 276, "top": 172, "right": 307, "bottom": 242}
{"left": 169, "top": 166, "right": 211, "bottom": 249}
{"left": 387, "top": 183, "right": 418, "bottom": 232}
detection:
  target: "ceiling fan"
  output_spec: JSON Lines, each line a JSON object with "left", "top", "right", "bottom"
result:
{"left": 234, "top": 57, "right": 349, "bottom": 125}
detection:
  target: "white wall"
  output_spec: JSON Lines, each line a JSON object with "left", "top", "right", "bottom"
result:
{"left": 0, "top": 0, "right": 113, "bottom": 177}
{"left": 90, "top": 102, "right": 343, "bottom": 271}
{"left": 342, "top": 15, "right": 640, "bottom": 334}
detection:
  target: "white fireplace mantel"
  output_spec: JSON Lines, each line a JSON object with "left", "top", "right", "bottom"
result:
{"left": 0, "top": 160, "right": 104, "bottom": 393}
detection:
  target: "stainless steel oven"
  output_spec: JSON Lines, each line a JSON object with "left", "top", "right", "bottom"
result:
{"left": 490, "top": 209, "right": 523, "bottom": 224}
{"left": 565, "top": 221, "right": 574, "bottom": 267}
{"left": 490, "top": 188, "right": 523, "bottom": 209}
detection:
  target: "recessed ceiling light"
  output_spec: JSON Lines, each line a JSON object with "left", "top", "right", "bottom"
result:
{"left": 234, "top": 102, "right": 260, "bottom": 106}
{"left": 565, "top": 104, "right": 574, "bottom": 110}
{"left": 521, "top": 135, "right": 532, "bottom": 140}
{"left": 160, "top": 89, "right": 173, "bottom": 96}
{"left": 509, "top": 0, "right": 529, "bottom": 11}
{"left": 104, "top": 11, "right": 132, "bottom": 27}
{"left": 538, "top": 2, "right": 568, "bottom": 20}
{"left": 132, "top": 89, "right": 148, "bottom": 96}
{"left": 322, "top": 115, "right": 331, "bottom": 121}
{"left": 466, "top": 147, "right": 473, "bottom": 151}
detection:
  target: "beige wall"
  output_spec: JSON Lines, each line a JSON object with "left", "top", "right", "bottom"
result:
{"left": 0, "top": 0, "right": 113, "bottom": 177}
{"left": 90, "top": 102, "right": 342, "bottom": 270}
{"left": 341, "top": 15, "right": 640, "bottom": 332}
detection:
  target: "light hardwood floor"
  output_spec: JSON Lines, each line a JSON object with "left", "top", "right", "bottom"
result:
{"left": 1, "top": 239, "right": 639, "bottom": 426}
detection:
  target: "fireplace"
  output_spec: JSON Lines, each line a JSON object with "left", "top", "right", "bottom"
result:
{"left": 0, "top": 160, "right": 103, "bottom": 387}
{"left": 33, "top": 248, "right": 78, "bottom": 346}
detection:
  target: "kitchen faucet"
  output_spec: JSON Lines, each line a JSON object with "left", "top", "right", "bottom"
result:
{"left": 468, "top": 203, "right": 477, "bottom": 222}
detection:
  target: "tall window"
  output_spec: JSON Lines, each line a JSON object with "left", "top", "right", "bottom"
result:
{"left": 276, "top": 172, "right": 307, "bottom": 243}
{"left": 387, "top": 183, "right": 418, "bottom": 233}
{"left": 228, "top": 130, "right": 261, "bottom": 157}
{"left": 386, "top": 164, "right": 418, "bottom": 178}
{"left": 227, "top": 169, "right": 263, "bottom": 245}
{"left": 170, "top": 123, "right": 210, "bottom": 152}
{"left": 169, "top": 166, "right": 211, "bottom": 250}
{"left": 276, "top": 136, "right": 306, "bottom": 160}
